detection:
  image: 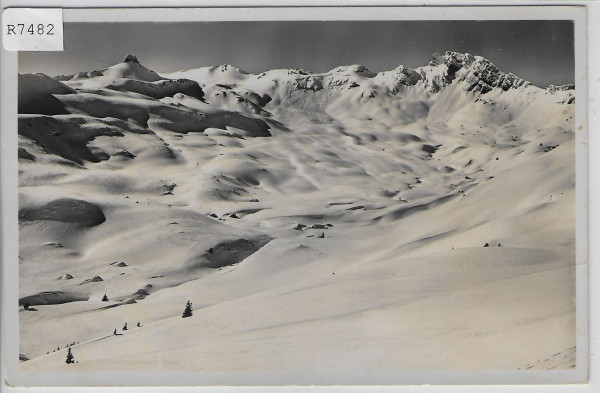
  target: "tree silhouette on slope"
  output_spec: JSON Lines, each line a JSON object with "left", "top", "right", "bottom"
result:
{"left": 65, "top": 347, "right": 74, "bottom": 364}
{"left": 182, "top": 300, "right": 193, "bottom": 318}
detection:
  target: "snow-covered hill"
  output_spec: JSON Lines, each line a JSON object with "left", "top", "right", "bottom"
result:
{"left": 17, "top": 52, "right": 576, "bottom": 381}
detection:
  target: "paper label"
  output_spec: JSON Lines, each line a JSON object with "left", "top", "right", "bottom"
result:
{"left": 2, "top": 8, "right": 63, "bottom": 51}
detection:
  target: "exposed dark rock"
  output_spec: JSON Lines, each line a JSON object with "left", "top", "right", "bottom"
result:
{"left": 422, "top": 144, "right": 438, "bottom": 154}
{"left": 18, "top": 147, "right": 36, "bottom": 161}
{"left": 18, "top": 116, "right": 123, "bottom": 164}
{"left": 19, "top": 198, "right": 106, "bottom": 227}
{"left": 19, "top": 291, "right": 88, "bottom": 306}
{"left": 107, "top": 78, "right": 205, "bottom": 101}
{"left": 114, "top": 150, "right": 136, "bottom": 159}
{"left": 18, "top": 73, "right": 75, "bottom": 115}
{"left": 200, "top": 237, "right": 271, "bottom": 269}
{"left": 79, "top": 276, "right": 104, "bottom": 285}
{"left": 124, "top": 54, "right": 140, "bottom": 63}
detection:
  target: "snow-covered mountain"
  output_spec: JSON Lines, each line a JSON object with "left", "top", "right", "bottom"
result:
{"left": 16, "top": 52, "right": 577, "bottom": 380}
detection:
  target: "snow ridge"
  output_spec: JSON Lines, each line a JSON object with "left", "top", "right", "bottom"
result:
{"left": 164, "top": 51, "right": 574, "bottom": 104}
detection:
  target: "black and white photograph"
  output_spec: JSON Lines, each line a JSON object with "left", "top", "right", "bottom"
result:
{"left": 1, "top": 4, "right": 591, "bottom": 388}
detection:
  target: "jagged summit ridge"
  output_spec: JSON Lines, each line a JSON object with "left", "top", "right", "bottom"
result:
{"left": 163, "top": 51, "right": 572, "bottom": 101}
{"left": 418, "top": 51, "right": 530, "bottom": 94}
{"left": 547, "top": 84, "right": 575, "bottom": 93}
{"left": 46, "top": 51, "right": 574, "bottom": 109}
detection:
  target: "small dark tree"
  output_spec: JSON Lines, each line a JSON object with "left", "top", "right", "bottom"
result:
{"left": 102, "top": 294, "right": 108, "bottom": 302}
{"left": 136, "top": 322, "right": 141, "bottom": 327}
{"left": 182, "top": 301, "right": 193, "bottom": 318}
{"left": 113, "top": 329, "right": 117, "bottom": 335}
{"left": 65, "top": 347, "right": 74, "bottom": 364}
{"left": 122, "top": 322, "right": 128, "bottom": 331}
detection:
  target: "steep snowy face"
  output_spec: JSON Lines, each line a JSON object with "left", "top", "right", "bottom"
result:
{"left": 18, "top": 73, "right": 76, "bottom": 115}
{"left": 458, "top": 56, "right": 530, "bottom": 93}
{"left": 376, "top": 65, "right": 422, "bottom": 87}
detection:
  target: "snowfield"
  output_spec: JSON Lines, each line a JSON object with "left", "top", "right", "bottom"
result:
{"left": 17, "top": 52, "right": 577, "bottom": 381}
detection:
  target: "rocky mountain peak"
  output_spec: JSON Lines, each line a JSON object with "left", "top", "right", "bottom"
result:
{"left": 124, "top": 54, "right": 140, "bottom": 64}
{"left": 424, "top": 51, "right": 531, "bottom": 94}
{"left": 429, "top": 51, "right": 475, "bottom": 70}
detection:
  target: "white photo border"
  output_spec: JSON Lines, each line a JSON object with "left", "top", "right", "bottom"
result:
{"left": 0, "top": 1, "right": 595, "bottom": 392}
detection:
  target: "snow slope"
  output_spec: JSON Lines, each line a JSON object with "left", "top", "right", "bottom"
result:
{"left": 17, "top": 52, "right": 577, "bottom": 382}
